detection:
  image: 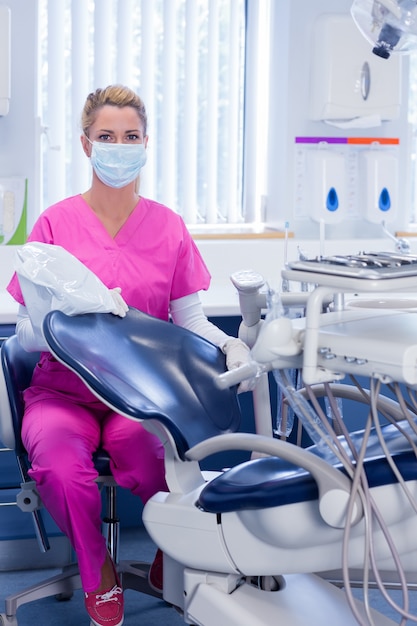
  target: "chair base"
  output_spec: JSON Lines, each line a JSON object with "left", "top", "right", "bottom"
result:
{"left": 0, "top": 559, "right": 160, "bottom": 626}
{"left": 182, "top": 571, "right": 398, "bottom": 626}
{"left": 161, "top": 556, "right": 400, "bottom": 625}
{"left": 2, "top": 563, "right": 81, "bottom": 624}
{"left": 118, "top": 559, "right": 162, "bottom": 599}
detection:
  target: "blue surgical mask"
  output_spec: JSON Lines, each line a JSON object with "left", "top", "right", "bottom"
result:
{"left": 87, "top": 139, "right": 147, "bottom": 188}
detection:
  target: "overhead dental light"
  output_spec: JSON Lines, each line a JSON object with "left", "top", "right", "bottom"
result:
{"left": 351, "top": 0, "right": 417, "bottom": 58}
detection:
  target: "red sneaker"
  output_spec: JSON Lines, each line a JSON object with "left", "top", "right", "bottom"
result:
{"left": 84, "top": 583, "right": 124, "bottom": 626}
{"left": 148, "top": 548, "right": 163, "bottom": 593}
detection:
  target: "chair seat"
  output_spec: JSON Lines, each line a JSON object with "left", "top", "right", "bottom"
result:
{"left": 93, "top": 448, "right": 113, "bottom": 477}
{"left": 197, "top": 419, "right": 417, "bottom": 513}
{"left": 18, "top": 448, "right": 113, "bottom": 481}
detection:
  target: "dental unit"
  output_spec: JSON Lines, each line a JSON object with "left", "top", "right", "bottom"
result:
{"left": 21, "top": 247, "right": 417, "bottom": 626}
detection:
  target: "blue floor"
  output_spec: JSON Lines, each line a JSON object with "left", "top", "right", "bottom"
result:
{"left": 351, "top": 586, "right": 417, "bottom": 625}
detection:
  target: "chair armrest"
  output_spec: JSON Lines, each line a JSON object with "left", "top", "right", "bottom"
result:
{"left": 186, "top": 432, "right": 363, "bottom": 529}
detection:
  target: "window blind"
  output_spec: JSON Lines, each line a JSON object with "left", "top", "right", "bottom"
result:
{"left": 39, "top": 0, "right": 269, "bottom": 226}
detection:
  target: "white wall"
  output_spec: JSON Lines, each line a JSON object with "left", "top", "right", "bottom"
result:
{"left": 0, "top": 0, "right": 40, "bottom": 230}
{"left": 266, "top": 0, "right": 412, "bottom": 240}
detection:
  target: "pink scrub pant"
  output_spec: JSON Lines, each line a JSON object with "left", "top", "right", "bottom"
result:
{"left": 21, "top": 354, "right": 167, "bottom": 592}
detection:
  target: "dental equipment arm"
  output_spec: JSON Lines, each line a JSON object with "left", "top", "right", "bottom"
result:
{"left": 229, "top": 270, "right": 267, "bottom": 330}
{"left": 215, "top": 312, "right": 304, "bottom": 392}
{"left": 229, "top": 271, "right": 275, "bottom": 435}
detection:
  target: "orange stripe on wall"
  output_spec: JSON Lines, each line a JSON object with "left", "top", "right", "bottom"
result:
{"left": 347, "top": 137, "right": 400, "bottom": 145}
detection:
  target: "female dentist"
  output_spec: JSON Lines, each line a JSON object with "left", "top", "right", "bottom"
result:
{"left": 6, "top": 84, "right": 250, "bottom": 626}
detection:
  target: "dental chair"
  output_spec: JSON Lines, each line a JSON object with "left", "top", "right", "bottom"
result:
{"left": 0, "top": 334, "right": 161, "bottom": 626}
{"left": 39, "top": 305, "right": 417, "bottom": 626}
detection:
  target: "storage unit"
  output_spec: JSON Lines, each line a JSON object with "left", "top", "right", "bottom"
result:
{"left": 309, "top": 14, "right": 401, "bottom": 122}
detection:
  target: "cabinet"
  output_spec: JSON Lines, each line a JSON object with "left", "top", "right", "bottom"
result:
{"left": 309, "top": 14, "right": 401, "bottom": 121}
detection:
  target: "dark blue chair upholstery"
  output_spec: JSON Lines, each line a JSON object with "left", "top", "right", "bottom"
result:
{"left": 1, "top": 335, "right": 39, "bottom": 459}
{"left": 1, "top": 336, "right": 114, "bottom": 543}
{"left": 0, "top": 336, "right": 50, "bottom": 551}
{"left": 197, "top": 421, "right": 417, "bottom": 513}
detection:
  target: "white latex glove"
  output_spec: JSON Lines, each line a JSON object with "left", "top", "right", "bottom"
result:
{"left": 222, "top": 338, "right": 255, "bottom": 393}
{"left": 110, "top": 287, "right": 129, "bottom": 318}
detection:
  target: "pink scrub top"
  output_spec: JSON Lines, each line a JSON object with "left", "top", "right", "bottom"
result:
{"left": 7, "top": 194, "right": 211, "bottom": 320}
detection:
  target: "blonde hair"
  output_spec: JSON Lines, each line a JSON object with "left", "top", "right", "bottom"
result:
{"left": 81, "top": 85, "right": 148, "bottom": 137}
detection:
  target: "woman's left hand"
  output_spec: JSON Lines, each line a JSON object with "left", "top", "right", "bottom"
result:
{"left": 110, "top": 287, "right": 129, "bottom": 318}
{"left": 222, "top": 338, "right": 256, "bottom": 393}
